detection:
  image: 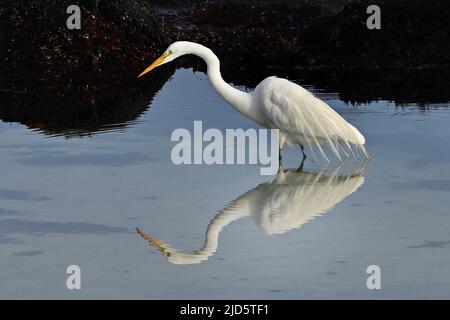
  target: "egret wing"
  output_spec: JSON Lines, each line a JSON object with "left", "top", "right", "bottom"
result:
{"left": 261, "top": 78, "right": 366, "bottom": 160}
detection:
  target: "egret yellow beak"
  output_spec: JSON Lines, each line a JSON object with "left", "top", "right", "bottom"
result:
{"left": 136, "top": 228, "right": 171, "bottom": 258}
{"left": 137, "top": 51, "right": 172, "bottom": 78}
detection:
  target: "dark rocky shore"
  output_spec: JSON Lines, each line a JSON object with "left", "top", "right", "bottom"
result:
{"left": 0, "top": 0, "right": 174, "bottom": 136}
{"left": 152, "top": 0, "right": 450, "bottom": 103}
{"left": 0, "top": 0, "right": 449, "bottom": 135}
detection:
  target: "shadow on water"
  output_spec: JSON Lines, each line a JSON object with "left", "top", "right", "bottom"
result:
{"left": 1, "top": 62, "right": 449, "bottom": 138}
{"left": 137, "top": 161, "right": 369, "bottom": 265}
{"left": 0, "top": 69, "right": 174, "bottom": 137}
{"left": 289, "top": 67, "right": 450, "bottom": 106}
{"left": 0, "top": 0, "right": 174, "bottom": 137}
{"left": 184, "top": 57, "right": 450, "bottom": 106}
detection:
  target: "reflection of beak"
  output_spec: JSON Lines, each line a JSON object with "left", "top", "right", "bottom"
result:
{"left": 136, "top": 228, "right": 171, "bottom": 257}
{"left": 137, "top": 52, "right": 170, "bottom": 78}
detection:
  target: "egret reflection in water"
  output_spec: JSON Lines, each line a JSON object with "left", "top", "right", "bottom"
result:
{"left": 137, "top": 162, "right": 368, "bottom": 265}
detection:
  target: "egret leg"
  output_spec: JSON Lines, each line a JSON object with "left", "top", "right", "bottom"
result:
{"left": 300, "top": 145, "right": 307, "bottom": 159}
{"left": 278, "top": 148, "right": 284, "bottom": 170}
{"left": 295, "top": 145, "right": 307, "bottom": 171}
{"left": 296, "top": 156, "right": 306, "bottom": 172}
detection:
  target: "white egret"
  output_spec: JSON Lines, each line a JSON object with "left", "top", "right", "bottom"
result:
{"left": 138, "top": 41, "right": 369, "bottom": 161}
{"left": 137, "top": 162, "right": 368, "bottom": 265}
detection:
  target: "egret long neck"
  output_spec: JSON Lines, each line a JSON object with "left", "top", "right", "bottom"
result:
{"left": 190, "top": 44, "right": 253, "bottom": 117}
{"left": 149, "top": 204, "right": 249, "bottom": 265}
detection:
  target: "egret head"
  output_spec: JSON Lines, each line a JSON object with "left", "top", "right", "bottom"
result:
{"left": 137, "top": 42, "right": 188, "bottom": 78}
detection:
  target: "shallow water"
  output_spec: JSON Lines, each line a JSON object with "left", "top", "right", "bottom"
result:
{"left": 0, "top": 68, "right": 449, "bottom": 299}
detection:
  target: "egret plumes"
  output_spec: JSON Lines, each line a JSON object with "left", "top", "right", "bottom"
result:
{"left": 139, "top": 41, "right": 369, "bottom": 162}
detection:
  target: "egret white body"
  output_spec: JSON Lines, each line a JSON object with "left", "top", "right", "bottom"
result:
{"left": 139, "top": 41, "right": 369, "bottom": 161}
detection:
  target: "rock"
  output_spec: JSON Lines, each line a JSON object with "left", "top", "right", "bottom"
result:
{"left": 0, "top": 0, "right": 174, "bottom": 136}
{"left": 153, "top": 0, "right": 450, "bottom": 103}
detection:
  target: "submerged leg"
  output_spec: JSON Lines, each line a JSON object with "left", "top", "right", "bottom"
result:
{"left": 278, "top": 132, "right": 286, "bottom": 163}
{"left": 278, "top": 148, "right": 284, "bottom": 171}
{"left": 296, "top": 145, "right": 307, "bottom": 172}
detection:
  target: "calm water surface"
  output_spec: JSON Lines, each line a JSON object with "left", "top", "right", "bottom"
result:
{"left": 0, "top": 69, "right": 449, "bottom": 298}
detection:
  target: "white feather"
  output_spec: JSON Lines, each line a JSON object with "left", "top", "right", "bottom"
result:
{"left": 253, "top": 76, "right": 367, "bottom": 160}
{"left": 140, "top": 42, "right": 370, "bottom": 161}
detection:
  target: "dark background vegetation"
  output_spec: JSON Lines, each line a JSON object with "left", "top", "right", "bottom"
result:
{"left": 155, "top": 0, "right": 450, "bottom": 104}
{"left": 0, "top": 0, "right": 173, "bottom": 135}
{"left": 0, "top": 0, "right": 449, "bottom": 135}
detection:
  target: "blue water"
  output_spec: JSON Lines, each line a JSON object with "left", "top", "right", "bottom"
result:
{"left": 0, "top": 69, "right": 449, "bottom": 298}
